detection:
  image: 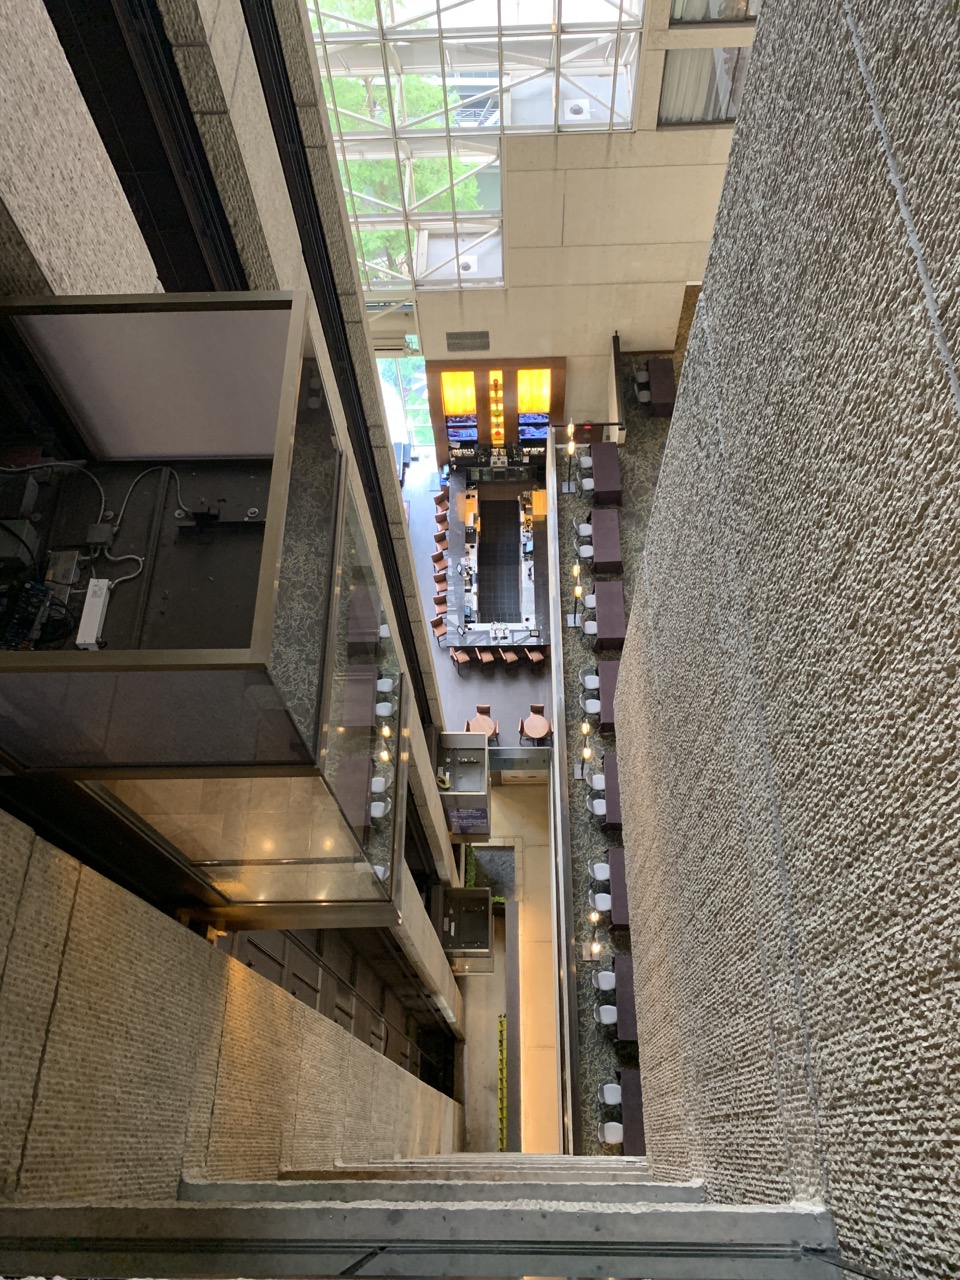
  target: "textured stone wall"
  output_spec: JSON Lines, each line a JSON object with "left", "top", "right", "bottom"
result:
{"left": 0, "top": 0, "right": 161, "bottom": 295}
{"left": 0, "top": 812, "right": 462, "bottom": 1203}
{"left": 615, "top": 3, "right": 960, "bottom": 1278}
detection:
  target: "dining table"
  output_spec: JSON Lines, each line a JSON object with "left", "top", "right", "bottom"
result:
{"left": 614, "top": 953, "right": 637, "bottom": 1042}
{"left": 340, "top": 664, "right": 378, "bottom": 730}
{"left": 590, "top": 442, "right": 622, "bottom": 506}
{"left": 648, "top": 356, "right": 676, "bottom": 417}
{"left": 607, "top": 846, "right": 629, "bottom": 929}
{"left": 618, "top": 1068, "right": 646, "bottom": 1156}
{"left": 522, "top": 712, "right": 551, "bottom": 742}
{"left": 594, "top": 580, "right": 626, "bottom": 652}
{"left": 589, "top": 508, "right": 622, "bottom": 574}
{"left": 332, "top": 752, "right": 373, "bottom": 841}
{"left": 603, "top": 755, "right": 622, "bottom": 830}
{"left": 598, "top": 659, "right": 620, "bottom": 735}
{"left": 467, "top": 714, "right": 497, "bottom": 738}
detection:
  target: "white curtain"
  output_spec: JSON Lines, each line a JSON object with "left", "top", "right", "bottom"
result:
{"left": 659, "top": 48, "right": 717, "bottom": 123}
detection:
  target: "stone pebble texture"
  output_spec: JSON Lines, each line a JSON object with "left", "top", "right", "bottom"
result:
{"left": 0, "top": 0, "right": 161, "bottom": 296}
{"left": 614, "top": 2, "right": 960, "bottom": 1278}
{"left": 0, "top": 812, "right": 462, "bottom": 1203}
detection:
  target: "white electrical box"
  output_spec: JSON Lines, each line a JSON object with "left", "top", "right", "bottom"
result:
{"left": 76, "top": 579, "right": 110, "bottom": 650}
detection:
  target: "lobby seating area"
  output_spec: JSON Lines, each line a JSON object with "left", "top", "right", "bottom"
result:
{"left": 556, "top": 365, "right": 672, "bottom": 1153}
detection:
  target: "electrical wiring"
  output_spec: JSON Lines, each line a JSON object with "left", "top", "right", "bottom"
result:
{"left": 112, "top": 465, "right": 193, "bottom": 532}
{"left": 101, "top": 546, "right": 145, "bottom": 590}
{"left": 0, "top": 461, "right": 106, "bottom": 522}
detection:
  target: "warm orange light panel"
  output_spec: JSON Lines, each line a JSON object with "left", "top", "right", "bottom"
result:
{"left": 441, "top": 370, "right": 477, "bottom": 416}
{"left": 517, "top": 368, "right": 551, "bottom": 413}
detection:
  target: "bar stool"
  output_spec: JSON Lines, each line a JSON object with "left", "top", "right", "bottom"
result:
{"left": 592, "top": 970, "right": 615, "bottom": 992}
{"left": 598, "top": 1082, "right": 622, "bottom": 1106}
{"left": 598, "top": 1121, "right": 623, "bottom": 1145}
{"left": 594, "top": 1004, "right": 617, "bottom": 1026}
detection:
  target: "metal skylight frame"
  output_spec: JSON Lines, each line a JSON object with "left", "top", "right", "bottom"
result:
{"left": 306, "top": 0, "right": 644, "bottom": 302}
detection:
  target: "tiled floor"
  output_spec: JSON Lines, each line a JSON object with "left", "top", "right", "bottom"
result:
{"left": 557, "top": 371, "right": 672, "bottom": 1154}
{"left": 404, "top": 450, "right": 551, "bottom": 734}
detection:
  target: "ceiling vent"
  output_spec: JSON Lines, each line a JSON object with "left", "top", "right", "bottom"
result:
{"left": 446, "top": 330, "right": 491, "bottom": 353}
{"left": 459, "top": 255, "right": 479, "bottom": 276}
{"left": 563, "top": 99, "right": 590, "bottom": 122}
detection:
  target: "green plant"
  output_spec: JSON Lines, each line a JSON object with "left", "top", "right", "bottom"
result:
{"left": 463, "top": 843, "right": 477, "bottom": 887}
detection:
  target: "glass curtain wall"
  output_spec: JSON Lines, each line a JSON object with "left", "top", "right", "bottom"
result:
{"left": 306, "top": 0, "right": 644, "bottom": 295}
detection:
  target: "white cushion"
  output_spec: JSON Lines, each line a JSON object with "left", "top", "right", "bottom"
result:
{"left": 371, "top": 776, "right": 387, "bottom": 794}
{"left": 601, "top": 1083, "right": 622, "bottom": 1105}
{"left": 583, "top": 620, "right": 598, "bottom": 635}
{"left": 590, "top": 891, "right": 612, "bottom": 911}
{"left": 578, "top": 544, "right": 594, "bottom": 559}
{"left": 580, "top": 673, "right": 599, "bottom": 690}
{"left": 599, "top": 1121, "right": 623, "bottom": 1144}
{"left": 593, "top": 970, "right": 616, "bottom": 991}
{"left": 376, "top": 678, "right": 395, "bottom": 693}
{"left": 589, "top": 862, "right": 610, "bottom": 882}
{"left": 579, "top": 455, "right": 593, "bottom": 471}
{"left": 577, "top": 523, "right": 592, "bottom": 537}
{"left": 584, "top": 595, "right": 597, "bottom": 610}
{"left": 370, "top": 800, "right": 389, "bottom": 819}
{"left": 375, "top": 701, "right": 394, "bottom": 717}
{"left": 595, "top": 1004, "right": 617, "bottom": 1026}
{"left": 590, "top": 774, "right": 605, "bottom": 791}
{"left": 582, "top": 698, "right": 601, "bottom": 714}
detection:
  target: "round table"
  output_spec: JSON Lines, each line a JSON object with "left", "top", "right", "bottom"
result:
{"left": 523, "top": 713, "right": 551, "bottom": 741}
{"left": 468, "top": 714, "right": 497, "bottom": 738}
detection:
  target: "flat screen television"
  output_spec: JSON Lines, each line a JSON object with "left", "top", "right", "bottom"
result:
{"left": 447, "top": 424, "right": 478, "bottom": 443}
{"left": 518, "top": 412, "right": 550, "bottom": 441}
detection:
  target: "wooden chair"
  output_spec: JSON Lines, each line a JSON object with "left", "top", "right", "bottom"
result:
{"left": 431, "top": 550, "right": 448, "bottom": 568}
{"left": 450, "top": 648, "right": 471, "bottom": 675}
{"left": 476, "top": 703, "right": 492, "bottom": 716}
{"left": 433, "top": 571, "right": 448, "bottom": 588}
{"left": 474, "top": 648, "right": 494, "bottom": 666}
{"left": 498, "top": 648, "right": 519, "bottom": 668}
{"left": 435, "top": 538, "right": 448, "bottom": 554}
{"left": 530, "top": 703, "right": 545, "bottom": 716}
{"left": 524, "top": 648, "right": 545, "bottom": 671}
{"left": 434, "top": 491, "right": 449, "bottom": 509}
{"left": 434, "top": 597, "right": 448, "bottom": 615}
{"left": 434, "top": 511, "right": 449, "bottom": 526}
{"left": 518, "top": 719, "right": 527, "bottom": 743}
{"left": 430, "top": 616, "right": 447, "bottom": 642}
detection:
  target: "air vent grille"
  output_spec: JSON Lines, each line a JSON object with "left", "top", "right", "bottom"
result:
{"left": 446, "top": 330, "right": 490, "bottom": 353}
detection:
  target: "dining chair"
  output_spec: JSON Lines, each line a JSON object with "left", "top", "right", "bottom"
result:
{"left": 370, "top": 796, "right": 392, "bottom": 821}
{"left": 589, "top": 773, "right": 606, "bottom": 791}
{"left": 598, "top": 1081, "right": 622, "bottom": 1106}
{"left": 577, "top": 477, "right": 595, "bottom": 496}
{"left": 598, "top": 1120, "right": 623, "bottom": 1145}
{"left": 375, "top": 698, "right": 397, "bottom": 718}
{"left": 434, "top": 599, "right": 448, "bottom": 616}
{"left": 450, "top": 648, "right": 471, "bottom": 674}
{"left": 431, "top": 550, "right": 448, "bottom": 568}
{"left": 579, "top": 667, "right": 600, "bottom": 690}
{"left": 376, "top": 676, "right": 396, "bottom": 694}
{"left": 580, "top": 693, "right": 601, "bottom": 716}
{"left": 637, "top": 389, "right": 652, "bottom": 403}
{"left": 430, "top": 617, "right": 447, "bottom": 642}
{"left": 635, "top": 368, "right": 650, "bottom": 385}
{"left": 433, "top": 494, "right": 449, "bottom": 510}
{"left": 476, "top": 703, "right": 491, "bottom": 716}
{"left": 530, "top": 703, "right": 545, "bottom": 715}
{"left": 524, "top": 648, "right": 545, "bottom": 670}
{"left": 586, "top": 794, "right": 607, "bottom": 819}
{"left": 498, "top": 648, "right": 519, "bottom": 667}
{"left": 592, "top": 970, "right": 616, "bottom": 992}
{"left": 593, "top": 1003, "right": 617, "bottom": 1026}
{"left": 518, "top": 719, "right": 527, "bottom": 743}
{"left": 589, "top": 861, "right": 611, "bottom": 883}
{"left": 433, "top": 571, "right": 448, "bottom": 588}
{"left": 573, "top": 517, "right": 592, "bottom": 539}
{"left": 434, "top": 531, "right": 448, "bottom": 545}
{"left": 371, "top": 766, "right": 394, "bottom": 794}
{"left": 589, "top": 890, "right": 612, "bottom": 912}
{"left": 578, "top": 453, "right": 593, "bottom": 472}
{"left": 584, "top": 592, "right": 597, "bottom": 610}
{"left": 474, "top": 649, "right": 494, "bottom": 666}
{"left": 435, "top": 520, "right": 449, "bottom": 535}
{"left": 434, "top": 509, "right": 449, "bottom": 525}
{"left": 577, "top": 542, "right": 594, "bottom": 560}
{"left": 579, "top": 617, "right": 599, "bottom": 637}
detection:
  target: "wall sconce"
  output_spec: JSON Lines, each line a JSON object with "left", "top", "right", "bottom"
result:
{"left": 573, "top": 581, "right": 582, "bottom": 621}
{"left": 566, "top": 420, "right": 575, "bottom": 439}
{"left": 381, "top": 724, "right": 392, "bottom": 738}
{"left": 580, "top": 719, "right": 591, "bottom": 738}
{"left": 589, "top": 909, "right": 600, "bottom": 924}
{"left": 582, "top": 742, "right": 593, "bottom": 762}
{"left": 572, "top": 562, "right": 581, "bottom": 580}
{"left": 378, "top": 746, "right": 391, "bottom": 763}
{"left": 590, "top": 937, "right": 602, "bottom": 956}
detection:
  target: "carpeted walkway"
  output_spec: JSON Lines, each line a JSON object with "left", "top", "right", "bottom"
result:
{"left": 477, "top": 499, "right": 520, "bottom": 621}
